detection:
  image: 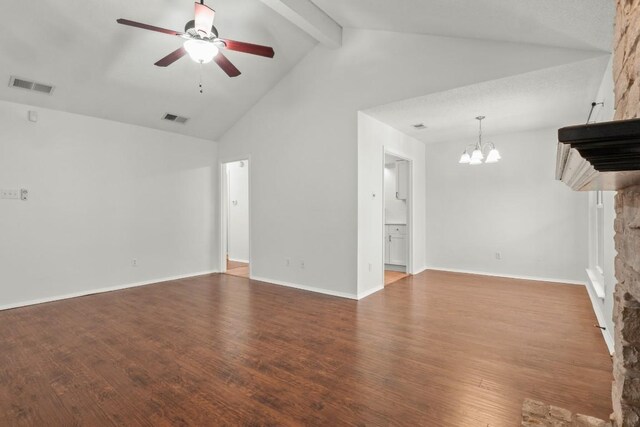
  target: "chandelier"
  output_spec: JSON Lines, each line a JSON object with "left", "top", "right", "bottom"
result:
{"left": 458, "top": 116, "right": 501, "bottom": 165}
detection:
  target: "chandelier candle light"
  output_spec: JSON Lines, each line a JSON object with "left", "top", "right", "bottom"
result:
{"left": 459, "top": 116, "right": 501, "bottom": 165}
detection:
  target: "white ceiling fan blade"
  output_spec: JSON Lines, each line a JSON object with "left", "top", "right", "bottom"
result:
{"left": 194, "top": 2, "right": 215, "bottom": 37}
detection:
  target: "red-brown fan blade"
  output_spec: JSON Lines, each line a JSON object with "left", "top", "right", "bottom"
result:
{"left": 194, "top": 2, "right": 215, "bottom": 37}
{"left": 116, "top": 19, "right": 184, "bottom": 36}
{"left": 214, "top": 52, "right": 241, "bottom": 77}
{"left": 155, "top": 47, "right": 188, "bottom": 67}
{"left": 220, "top": 39, "right": 275, "bottom": 58}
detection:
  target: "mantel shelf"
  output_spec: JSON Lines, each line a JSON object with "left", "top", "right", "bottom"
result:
{"left": 556, "top": 118, "right": 640, "bottom": 191}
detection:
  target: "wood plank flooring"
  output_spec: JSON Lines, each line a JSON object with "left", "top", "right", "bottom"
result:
{"left": 384, "top": 270, "right": 409, "bottom": 285}
{"left": 0, "top": 270, "right": 612, "bottom": 426}
{"left": 225, "top": 260, "right": 249, "bottom": 278}
{"left": 227, "top": 260, "right": 247, "bottom": 270}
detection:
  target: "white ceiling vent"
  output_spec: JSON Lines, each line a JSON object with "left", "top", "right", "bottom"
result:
{"left": 162, "top": 113, "right": 189, "bottom": 124}
{"left": 412, "top": 123, "right": 427, "bottom": 130}
{"left": 9, "top": 76, "right": 55, "bottom": 95}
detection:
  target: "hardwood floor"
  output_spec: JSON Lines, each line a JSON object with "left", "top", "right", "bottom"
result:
{"left": 227, "top": 259, "right": 247, "bottom": 270}
{"left": 225, "top": 260, "right": 249, "bottom": 278}
{"left": 0, "top": 270, "right": 612, "bottom": 426}
{"left": 384, "top": 270, "right": 409, "bottom": 285}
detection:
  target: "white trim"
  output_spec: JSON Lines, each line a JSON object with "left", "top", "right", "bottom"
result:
{"left": 357, "top": 285, "right": 384, "bottom": 300}
{"left": 219, "top": 156, "right": 252, "bottom": 277}
{"left": 411, "top": 265, "right": 428, "bottom": 276}
{"left": 584, "top": 274, "right": 615, "bottom": 354}
{"left": 382, "top": 148, "right": 414, "bottom": 289}
{"left": 219, "top": 163, "right": 229, "bottom": 273}
{"left": 426, "top": 267, "right": 586, "bottom": 286}
{"left": 251, "top": 275, "right": 358, "bottom": 300}
{"left": 384, "top": 264, "right": 406, "bottom": 272}
{"left": 586, "top": 268, "right": 606, "bottom": 299}
{"left": 228, "top": 258, "right": 249, "bottom": 264}
{"left": 0, "top": 270, "right": 219, "bottom": 311}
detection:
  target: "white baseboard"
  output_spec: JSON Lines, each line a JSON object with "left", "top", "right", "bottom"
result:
{"left": 584, "top": 271, "right": 615, "bottom": 354}
{"left": 426, "top": 267, "right": 586, "bottom": 286}
{"left": 384, "top": 264, "right": 406, "bottom": 272}
{"left": 411, "top": 265, "right": 428, "bottom": 276}
{"left": 586, "top": 268, "right": 606, "bottom": 299}
{"left": 357, "top": 285, "right": 384, "bottom": 300}
{"left": 0, "top": 270, "right": 219, "bottom": 311}
{"left": 228, "top": 258, "right": 249, "bottom": 264}
{"left": 250, "top": 275, "right": 358, "bottom": 300}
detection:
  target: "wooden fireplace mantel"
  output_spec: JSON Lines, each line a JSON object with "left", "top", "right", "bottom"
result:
{"left": 556, "top": 118, "right": 640, "bottom": 191}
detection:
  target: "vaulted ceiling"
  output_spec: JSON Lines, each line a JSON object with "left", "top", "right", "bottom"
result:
{"left": 341, "top": 0, "right": 615, "bottom": 143}
{"left": 0, "top": 0, "right": 316, "bottom": 140}
{"left": 0, "top": 0, "right": 615, "bottom": 140}
{"left": 311, "top": 0, "right": 613, "bottom": 52}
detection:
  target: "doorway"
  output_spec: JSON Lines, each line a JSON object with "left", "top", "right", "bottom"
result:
{"left": 220, "top": 159, "right": 250, "bottom": 278}
{"left": 383, "top": 152, "right": 411, "bottom": 286}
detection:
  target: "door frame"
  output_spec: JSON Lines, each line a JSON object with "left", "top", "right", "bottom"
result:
{"left": 219, "top": 156, "right": 252, "bottom": 277}
{"left": 381, "top": 148, "right": 413, "bottom": 286}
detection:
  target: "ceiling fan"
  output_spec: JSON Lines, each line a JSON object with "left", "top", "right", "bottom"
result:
{"left": 116, "top": 0, "right": 275, "bottom": 78}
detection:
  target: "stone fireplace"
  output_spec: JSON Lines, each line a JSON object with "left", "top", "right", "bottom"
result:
{"left": 522, "top": 1, "right": 640, "bottom": 426}
{"left": 612, "top": 0, "right": 640, "bottom": 425}
{"left": 612, "top": 189, "right": 640, "bottom": 425}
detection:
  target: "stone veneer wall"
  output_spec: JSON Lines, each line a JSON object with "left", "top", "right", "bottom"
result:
{"left": 522, "top": 399, "right": 608, "bottom": 427}
{"left": 613, "top": 0, "right": 640, "bottom": 426}
{"left": 521, "top": 1, "right": 640, "bottom": 425}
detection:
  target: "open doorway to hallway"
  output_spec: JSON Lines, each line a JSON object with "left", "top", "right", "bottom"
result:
{"left": 383, "top": 152, "right": 411, "bottom": 286}
{"left": 221, "top": 160, "right": 250, "bottom": 278}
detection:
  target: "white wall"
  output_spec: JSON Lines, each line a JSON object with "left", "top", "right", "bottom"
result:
{"left": 0, "top": 100, "right": 219, "bottom": 309}
{"left": 227, "top": 160, "right": 249, "bottom": 263}
{"left": 217, "top": 27, "right": 600, "bottom": 298}
{"left": 425, "top": 126, "right": 588, "bottom": 283}
{"left": 384, "top": 161, "right": 408, "bottom": 225}
{"left": 358, "top": 113, "right": 426, "bottom": 296}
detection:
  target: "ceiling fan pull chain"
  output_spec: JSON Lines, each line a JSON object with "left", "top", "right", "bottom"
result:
{"left": 199, "top": 61, "right": 204, "bottom": 94}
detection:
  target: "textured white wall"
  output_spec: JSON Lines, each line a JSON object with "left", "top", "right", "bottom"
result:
{"left": 424, "top": 126, "right": 588, "bottom": 283}
{"left": 0, "top": 100, "right": 219, "bottom": 308}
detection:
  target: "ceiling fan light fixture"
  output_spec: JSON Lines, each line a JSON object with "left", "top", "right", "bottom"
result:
{"left": 184, "top": 39, "right": 218, "bottom": 63}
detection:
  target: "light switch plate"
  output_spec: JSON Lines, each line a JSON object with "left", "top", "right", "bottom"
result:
{"left": 1, "top": 189, "right": 20, "bottom": 199}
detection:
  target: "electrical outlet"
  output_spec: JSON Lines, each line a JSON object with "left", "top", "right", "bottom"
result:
{"left": 1, "top": 189, "right": 20, "bottom": 199}
{"left": 495, "top": 252, "right": 502, "bottom": 260}
{"left": 20, "top": 189, "right": 28, "bottom": 201}
{"left": 132, "top": 258, "right": 138, "bottom": 267}
{"left": 285, "top": 258, "right": 290, "bottom": 267}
